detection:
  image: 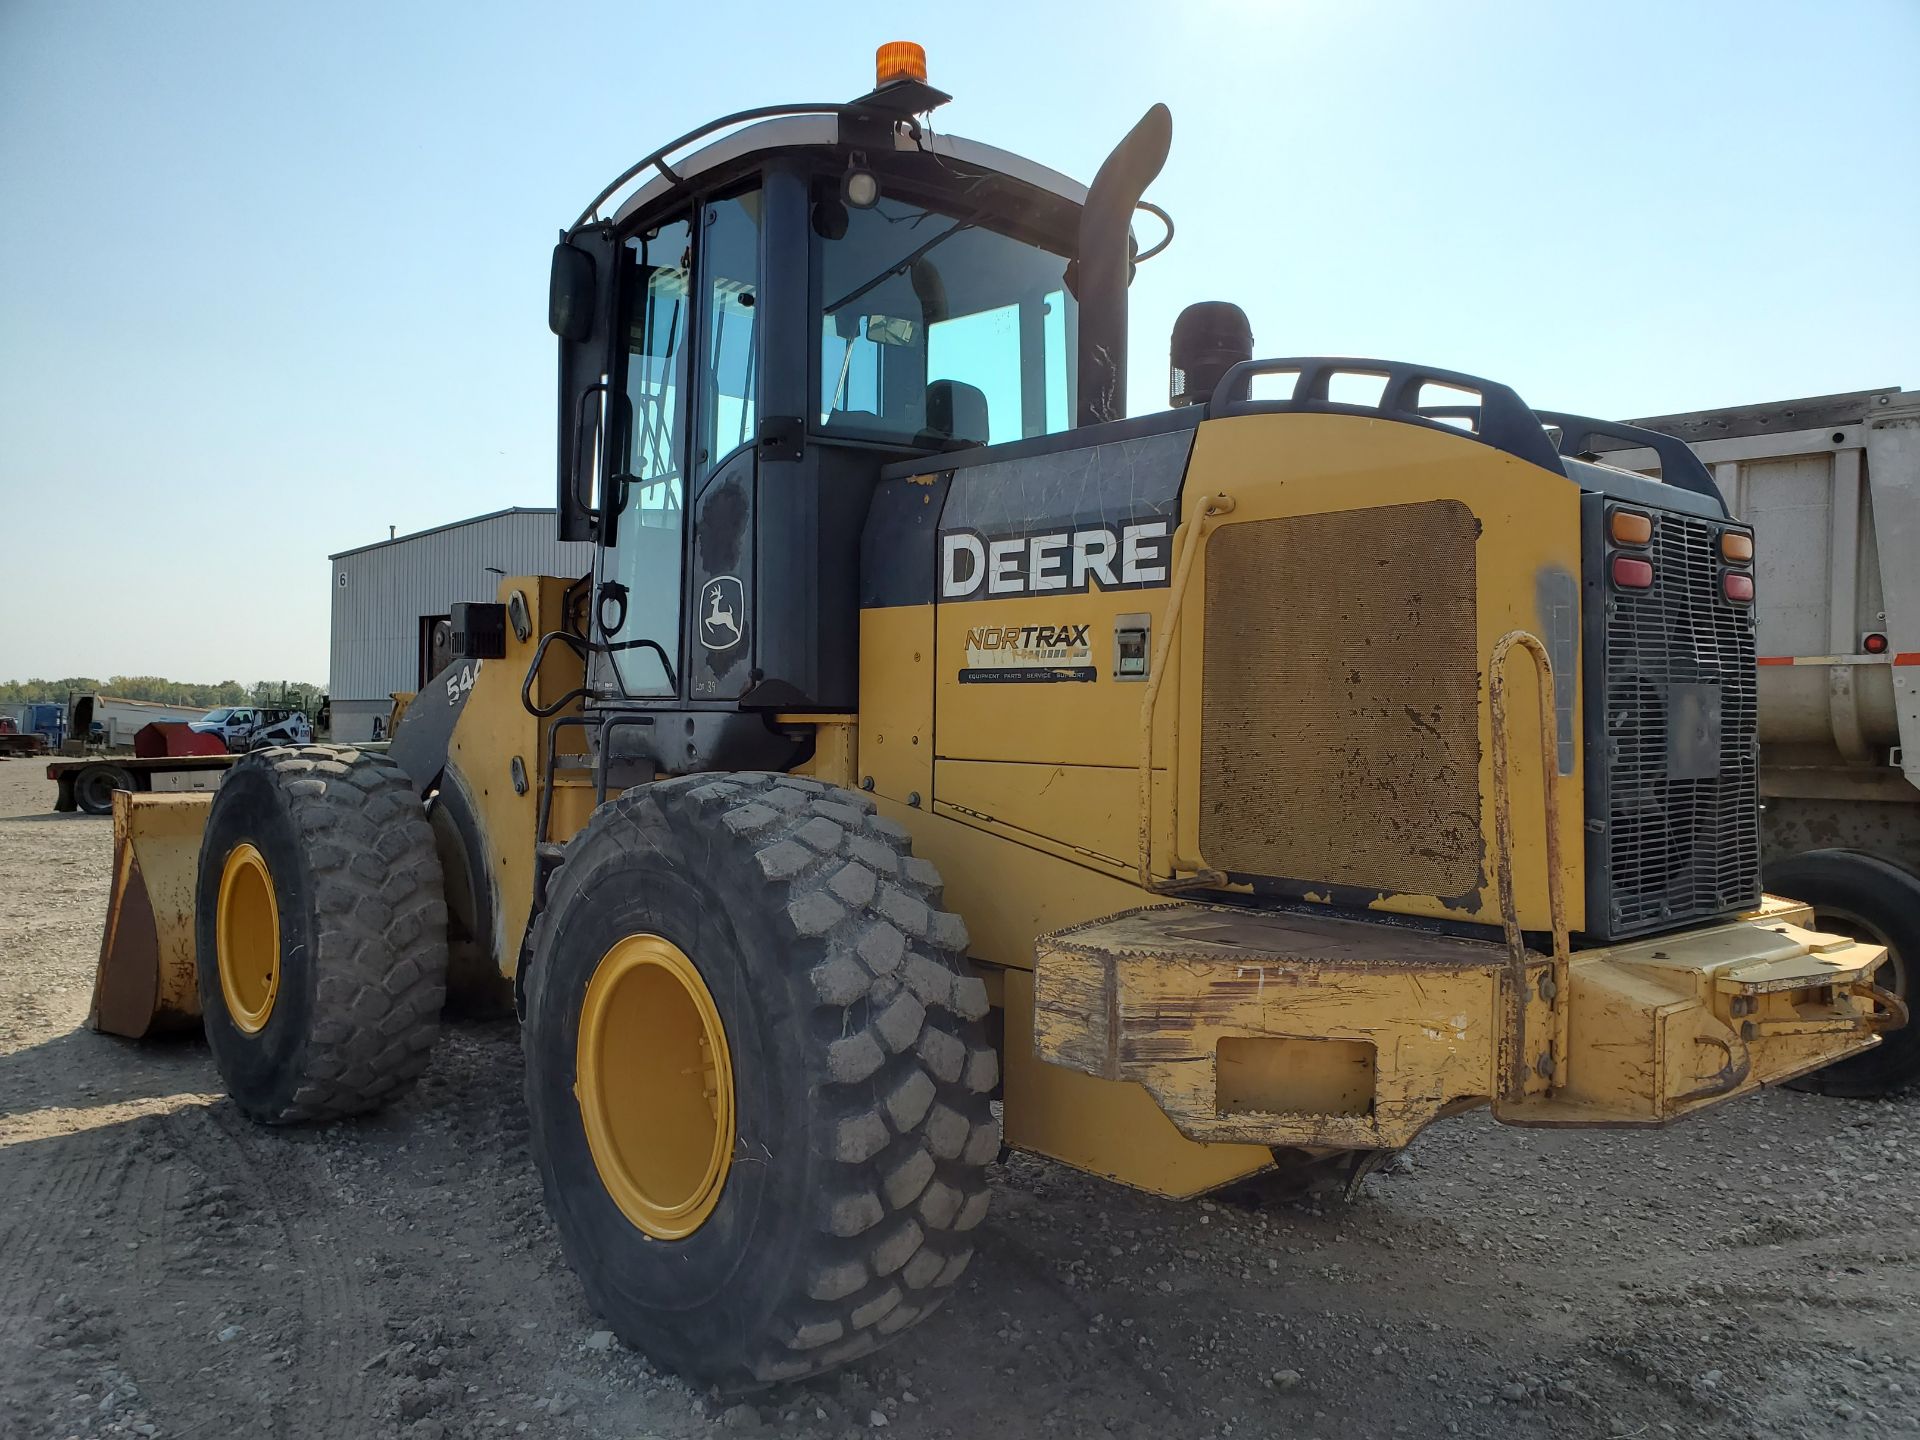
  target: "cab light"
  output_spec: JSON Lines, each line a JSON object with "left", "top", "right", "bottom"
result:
{"left": 1610, "top": 509, "right": 1652, "bottom": 546}
{"left": 1864, "top": 631, "right": 1889, "bottom": 654}
{"left": 1721, "top": 531, "right": 1754, "bottom": 563}
{"left": 876, "top": 40, "right": 928, "bottom": 86}
{"left": 1612, "top": 556, "right": 1654, "bottom": 589}
{"left": 1723, "top": 571, "right": 1754, "bottom": 602}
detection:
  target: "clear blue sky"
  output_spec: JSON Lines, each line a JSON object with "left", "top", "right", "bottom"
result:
{"left": 2, "top": 1, "right": 1914, "bottom": 685}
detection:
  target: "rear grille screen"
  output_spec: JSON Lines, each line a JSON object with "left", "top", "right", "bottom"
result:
{"left": 1596, "top": 510, "right": 1760, "bottom": 936}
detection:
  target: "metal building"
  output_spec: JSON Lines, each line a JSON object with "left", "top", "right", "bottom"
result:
{"left": 328, "top": 508, "right": 592, "bottom": 742}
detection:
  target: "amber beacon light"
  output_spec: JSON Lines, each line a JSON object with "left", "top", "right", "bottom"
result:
{"left": 876, "top": 41, "right": 928, "bottom": 86}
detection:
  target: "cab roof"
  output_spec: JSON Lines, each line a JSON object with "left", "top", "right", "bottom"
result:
{"left": 602, "top": 116, "right": 1089, "bottom": 230}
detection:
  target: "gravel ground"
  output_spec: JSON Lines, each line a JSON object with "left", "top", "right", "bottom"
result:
{"left": 2, "top": 757, "right": 1916, "bottom": 1440}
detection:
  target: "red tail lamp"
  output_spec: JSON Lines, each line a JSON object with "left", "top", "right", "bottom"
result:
{"left": 1612, "top": 556, "right": 1654, "bottom": 589}
{"left": 1864, "top": 632, "right": 1889, "bottom": 654}
{"left": 1723, "top": 571, "right": 1754, "bottom": 603}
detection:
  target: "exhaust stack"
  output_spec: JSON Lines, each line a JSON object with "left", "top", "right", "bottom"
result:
{"left": 1074, "top": 104, "right": 1173, "bottom": 428}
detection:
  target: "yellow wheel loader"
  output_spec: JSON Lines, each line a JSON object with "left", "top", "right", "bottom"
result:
{"left": 91, "top": 45, "right": 1903, "bottom": 1391}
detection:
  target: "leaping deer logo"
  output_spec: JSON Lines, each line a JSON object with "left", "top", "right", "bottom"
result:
{"left": 701, "top": 576, "right": 745, "bottom": 651}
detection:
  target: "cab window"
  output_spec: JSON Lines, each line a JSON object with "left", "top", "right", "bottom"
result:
{"left": 600, "top": 215, "right": 694, "bottom": 695}
{"left": 596, "top": 190, "right": 762, "bottom": 698}
{"left": 815, "top": 190, "right": 1076, "bottom": 448}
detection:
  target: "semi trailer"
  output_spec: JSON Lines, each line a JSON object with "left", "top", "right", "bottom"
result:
{"left": 1594, "top": 388, "right": 1920, "bottom": 1094}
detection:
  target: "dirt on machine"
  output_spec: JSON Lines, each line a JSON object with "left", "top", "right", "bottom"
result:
{"left": 85, "top": 44, "right": 1905, "bottom": 1394}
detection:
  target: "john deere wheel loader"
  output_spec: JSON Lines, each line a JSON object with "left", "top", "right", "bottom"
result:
{"left": 92, "top": 45, "right": 1904, "bottom": 1390}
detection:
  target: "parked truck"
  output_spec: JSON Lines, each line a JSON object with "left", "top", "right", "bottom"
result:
{"left": 1593, "top": 388, "right": 1920, "bottom": 1094}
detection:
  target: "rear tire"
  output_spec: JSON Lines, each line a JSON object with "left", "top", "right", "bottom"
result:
{"left": 196, "top": 745, "right": 448, "bottom": 1123}
{"left": 75, "top": 764, "right": 133, "bottom": 815}
{"left": 524, "top": 772, "right": 998, "bottom": 1391}
{"left": 1767, "top": 848, "right": 1920, "bottom": 1098}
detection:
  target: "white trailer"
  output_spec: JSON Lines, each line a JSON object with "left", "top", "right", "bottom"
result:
{"left": 67, "top": 694, "right": 209, "bottom": 749}
{"left": 1594, "top": 387, "right": 1920, "bottom": 1094}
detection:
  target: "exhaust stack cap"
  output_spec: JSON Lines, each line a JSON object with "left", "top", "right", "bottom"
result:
{"left": 1170, "top": 301, "right": 1254, "bottom": 408}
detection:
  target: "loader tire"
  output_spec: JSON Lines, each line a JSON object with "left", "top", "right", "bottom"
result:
{"left": 524, "top": 773, "right": 998, "bottom": 1391}
{"left": 1768, "top": 849, "right": 1920, "bottom": 1098}
{"left": 196, "top": 745, "right": 448, "bottom": 1124}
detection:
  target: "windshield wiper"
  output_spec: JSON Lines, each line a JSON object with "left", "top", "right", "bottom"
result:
{"left": 823, "top": 208, "right": 989, "bottom": 316}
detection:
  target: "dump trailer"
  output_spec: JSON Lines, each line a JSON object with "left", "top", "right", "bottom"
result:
{"left": 67, "top": 693, "right": 207, "bottom": 748}
{"left": 90, "top": 47, "right": 1897, "bottom": 1392}
{"left": 1591, "top": 388, "right": 1920, "bottom": 1095}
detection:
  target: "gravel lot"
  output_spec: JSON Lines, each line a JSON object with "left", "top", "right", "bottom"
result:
{"left": 2, "top": 757, "right": 1917, "bottom": 1440}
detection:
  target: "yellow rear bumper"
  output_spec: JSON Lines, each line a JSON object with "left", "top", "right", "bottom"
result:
{"left": 1032, "top": 895, "right": 1896, "bottom": 1150}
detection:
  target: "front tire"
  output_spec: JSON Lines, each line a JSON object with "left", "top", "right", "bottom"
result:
{"left": 196, "top": 746, "right": 448, "bottom": 1123}
{"left": 1768, "top": 848, "right": 1920, "bottom": 1098}
{"left": 524, "top": 773, "right": 999, "bottom": 1390}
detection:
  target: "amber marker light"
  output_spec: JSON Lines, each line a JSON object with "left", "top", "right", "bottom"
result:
{"left": 1721, "top": 531, "right": 1754, "bottom": 563}
{"left": 876, "top": 41, "right": 928, "bottom": 86}
{"left": 1610, "top": 509, "right": 1652, "bottom": 546}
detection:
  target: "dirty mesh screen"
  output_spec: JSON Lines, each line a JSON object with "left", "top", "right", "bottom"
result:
{"left": 1200, "top": 501, "right": 1482, "bottom": 896}
{"left": 1600, "top": 510, "right": 1761, "bottom": 934}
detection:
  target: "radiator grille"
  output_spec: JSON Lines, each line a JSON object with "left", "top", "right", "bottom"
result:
{"left": 1600, "top": 511, "right": 1760, "bottom": 934}
{"left": 1199, "top": 502, "right": 1483, "bottom": 897}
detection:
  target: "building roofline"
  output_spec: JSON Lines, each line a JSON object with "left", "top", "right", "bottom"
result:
{"left": 329, "top": 507, "right": 568, "bottom": 561}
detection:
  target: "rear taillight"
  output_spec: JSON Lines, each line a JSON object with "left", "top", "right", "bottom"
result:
{"left": 1612, "top": 555, "right": 1654, "bottom": 589}
{"left": 1723, "top": 571, "right": 1753, "bottom": 603}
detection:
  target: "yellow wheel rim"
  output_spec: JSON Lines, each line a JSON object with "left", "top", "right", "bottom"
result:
{"left": 575, "top": 934, "right": 735, "bottom": 1240}
{"left": 216, "top": 843, "right": 281, "bottom": 1033}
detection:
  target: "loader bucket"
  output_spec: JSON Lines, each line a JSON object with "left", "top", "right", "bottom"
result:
{"left": 90, "top": 791, "right": 213, "bottom": 1038}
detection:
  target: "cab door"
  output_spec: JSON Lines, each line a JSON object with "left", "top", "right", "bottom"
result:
{"left": 589, "top": 188, "right": 765, "bottom": 703}
{"left": 589, "top": 214, "right": 696, "bottom": 698}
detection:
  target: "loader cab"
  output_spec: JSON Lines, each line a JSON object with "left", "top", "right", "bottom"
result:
{"left": 550, "top": 59, "right": 1161, "bottom": 773}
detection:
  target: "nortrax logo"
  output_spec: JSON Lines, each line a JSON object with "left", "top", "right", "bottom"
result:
{"left": 940, "top": 519, "right": 1172, "bottom": 601}
{"left": 966, "top": 624, "right": 1093, "bottom": 652}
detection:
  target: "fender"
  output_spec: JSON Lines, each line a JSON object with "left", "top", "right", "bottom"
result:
{"left": 389, "top": 658, "right": 484, "bottom": 795}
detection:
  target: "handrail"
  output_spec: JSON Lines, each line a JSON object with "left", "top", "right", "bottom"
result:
{"left": 1136, "top": 491, "right": 1234, "bottom": 890}
{"left": 1488, "top": 629, "right": 1571, "bottom": 1101}
{"left": 568, "top": 102, "right": 858, "bottom": 235}
{"left": 1535, "top": 410, "right": 1726, "bottom": 512}
{"left": 1208, "top": 356, "right": 1566, "bottom": 474}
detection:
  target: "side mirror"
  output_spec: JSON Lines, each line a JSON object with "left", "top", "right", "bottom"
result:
{"left": 866, "top": 315, "right": 917, "bottom": 347}
{"left": 549, "top": 242, "right": 596, "bottom": 342}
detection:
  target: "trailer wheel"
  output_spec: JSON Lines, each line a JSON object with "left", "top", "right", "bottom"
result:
{"left": 1767, "top": 849, "right": 1920, "bottom": 1098}
{"left": 74, "top": 764, "right": 134, "bottom": 815}
{"left": 524, "top": 773, "right": 998, "bottom": 1391}
{"left": 195, "top": 745, "right": 448, "bottom": 1123}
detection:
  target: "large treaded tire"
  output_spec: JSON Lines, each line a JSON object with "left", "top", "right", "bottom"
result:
{"left": 196, "top": 745, "right": 448, "bottom": 1123}
{"left": 1768, "top": 848, "right": 1920, "bottom": 1098}
{"left": 524, "top": 772, "right": 999, "bottom": 1391}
